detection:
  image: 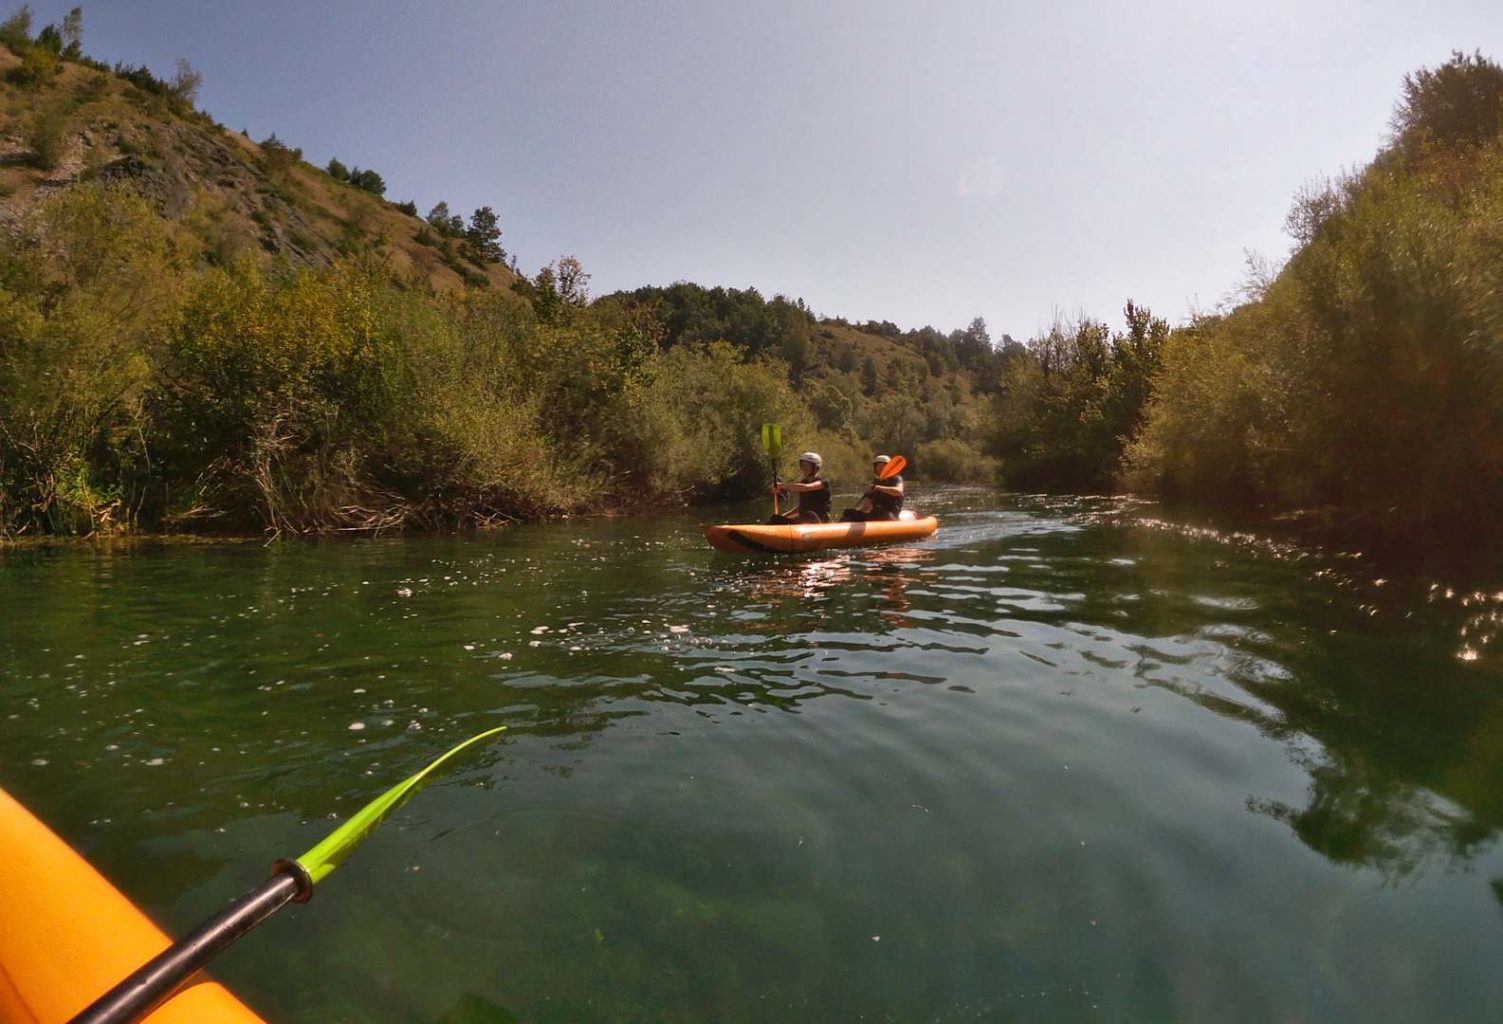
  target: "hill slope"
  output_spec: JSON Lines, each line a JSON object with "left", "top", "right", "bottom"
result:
{"left": 0, "top": 47, "right": 516, "bottom": 292}
{"left": 0, "top": 25, "right": 1003, "bottom": 538}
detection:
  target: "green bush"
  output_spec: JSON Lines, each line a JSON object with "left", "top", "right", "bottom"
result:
{"left": 27, "top": 101, "right": 69, "bottom": 170}
{"left": 11, "top": 44, "right": 57, "bottom": 86}
{"left": 349, "top": 167, "right": 385, "bottom": 196}
{"left": 1125, "top": 52, "right": 1503, "bottom": 551}
{"left": 0, "top": 185, "right": 180, "bottom": 535}
{"left": 259, "top": 133, "right": 300, "bottom": 174}
{"left": 0, "top": 6, "right": 31, "bottom": 54}
{"left": 989, "top": 304, "right": 1166, "bottom": 493}
{"left": 915, "top": 438, "right": 998, "bottom": 483}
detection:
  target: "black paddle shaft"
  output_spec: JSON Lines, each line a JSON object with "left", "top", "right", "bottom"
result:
{"left": 69, "top": 868, "right": 307, "bottom": 1024}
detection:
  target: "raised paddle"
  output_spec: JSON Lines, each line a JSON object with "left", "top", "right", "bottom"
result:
{"left": 760, "top": 422, "right": 783, "bottom": 516}
{"left": 70, "top": 725, "right": 507, "bottom": 1024}
{"left": 849, "top": 455, "right": 908, "bottom": 518}
{"left": 878, "top": 454, "right": 907, "bottom": 480}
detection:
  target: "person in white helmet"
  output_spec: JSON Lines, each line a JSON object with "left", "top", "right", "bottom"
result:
{"left": 768, "top": 452, "right": 832, "bottom": 524}
{"left": 839, "top": 454, "right": 904, "bottom": 522}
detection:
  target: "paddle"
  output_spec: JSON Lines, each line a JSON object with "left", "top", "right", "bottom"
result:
{"left": 760, "top": 422, "right": 782, "bottom": 516}
{"left": 877, "top": 454, "right": 907, "bottom": 480}
{"left": 71, "top": 725, "right": 507, "bottom": 1024}
{"left": 853, "top": 455, "right": 908, "bottom": 517}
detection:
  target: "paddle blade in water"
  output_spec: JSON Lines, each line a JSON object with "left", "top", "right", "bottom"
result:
{"left": 760, "top": 422, "right": 782, "bottom": 458}
{"left": 879, "top": 455, "right": 907, "bottom": 479}
{"left": 295, "top": 725, "right": 506, "bottom": 886}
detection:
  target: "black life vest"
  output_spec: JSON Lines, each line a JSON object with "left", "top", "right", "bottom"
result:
{"left": 870, "top": 474, "right": 903, "bottom": 517}
{"left": 798, "top": 477, "right": 832, "bottom": 520}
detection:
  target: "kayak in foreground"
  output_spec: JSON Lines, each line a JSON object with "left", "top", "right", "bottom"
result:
{"left": 0, "top": 786, "right": 266, "bottom": 1024}
{"left": 702, "top": 515, "right": 939, "bottom": 554}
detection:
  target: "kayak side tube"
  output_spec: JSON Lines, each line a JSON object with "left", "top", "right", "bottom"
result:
{"left": 0, "top": 787, "right": 266, "bottom": 1024}
{"left": 702, "top": 516, "right": 939, "bottom": 554}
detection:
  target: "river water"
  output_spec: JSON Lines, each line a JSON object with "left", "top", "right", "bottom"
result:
{"left": 2, "top": 490, "right": 1501, "bottom": 1022}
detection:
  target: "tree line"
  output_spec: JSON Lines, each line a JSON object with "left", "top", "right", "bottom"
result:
{"left": 0, "top": 185, "right": 962, "bottom": 536}
{"left": 2, "top": 18, "right": 1497, "bottom": 555}
{"left": 984, "top": 50, "right": 1503, "bottom": 556}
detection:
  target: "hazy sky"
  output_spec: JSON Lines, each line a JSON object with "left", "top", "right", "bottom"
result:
{"left": 34, "top": 1, "right": 1503, "bottom": 338}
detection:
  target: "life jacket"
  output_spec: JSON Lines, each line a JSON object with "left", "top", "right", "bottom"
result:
{"left": 870, "top": 474, "right": 903, "bottom": 517}
{"left": 798, "top": 477, "right": 832, "bottom": 521}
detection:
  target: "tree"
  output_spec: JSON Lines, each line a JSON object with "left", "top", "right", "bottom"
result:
{"left": 27, "top": 101, "right": 69, "bottom": 169}
{"left": 349, "top": 168, "right": 385, "bottom": 196}
{"left": 465, "top": 206, "right": 504, "bottom": 262}
{"left": 554, "top": 255, "right": 589, "bottom": 306}
{"left": 60, "top": 6, "right": 80, "bottom": 58}
{"left": 1104, "top": 301, "right": 1167, "bottom": 443}
{"left": 521, "top": 257, "right": 591, "bottom": 323}
{"left": 861, "top": 355, "right": 879, "bottom": 395}
{"left": 955, "top": 315, "right": 994, "bottom": 374}
{"left": 168, "top": 58, "right": 202, "bottom": 107}
{"left": 1391, "top": 50, "right": 1503, "bottom": 153}
{"left": 259, "top": 133, "right": 300, "bottom": 173}
{"left": 0, "top": 6, "right": 32, "bottom": 53}
{"left": 33, "top": 21, "right": 58, "bottom": 53}
{"left": 326, "top": 157, "right": 350, "bottom": 181}
{"left": 426, "top": 201, "right": 463, "bottom": 237}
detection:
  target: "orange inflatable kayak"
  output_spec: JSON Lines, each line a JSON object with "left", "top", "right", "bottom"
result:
{"left": 702, "top": 515, "right": 939, "bottom": 554}
{"left": 0, "top": 786, "right": 265, "bottom": 1024}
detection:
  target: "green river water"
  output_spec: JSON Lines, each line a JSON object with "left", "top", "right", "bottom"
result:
{"left": 2, "top": 490, "right": 1502, "bottom": 1022}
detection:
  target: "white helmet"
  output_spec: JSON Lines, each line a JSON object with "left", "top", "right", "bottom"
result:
{"left": 798, "top": 451, "right": 822, "bottom": 469}
{"left": 872, "top": 454, "right": 892, "bottom": 465}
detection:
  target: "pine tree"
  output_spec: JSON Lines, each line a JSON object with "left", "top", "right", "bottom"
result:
{"left": 465, "top": 206, "right": 504, "bottom": 262}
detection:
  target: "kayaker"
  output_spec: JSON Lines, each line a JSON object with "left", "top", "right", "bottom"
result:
{"left": 839, "top": 454, "right": 904, "bottom": 522}
{"left": 768, "top": 452, "right": 832, "bottom": 524}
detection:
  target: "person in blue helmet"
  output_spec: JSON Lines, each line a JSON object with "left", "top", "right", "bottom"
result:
{"left": 768, "top": 452, "right": 832, "bottom": 524}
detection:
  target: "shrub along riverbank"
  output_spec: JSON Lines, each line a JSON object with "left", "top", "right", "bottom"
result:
{"left": 0, "top": 9, "right": 998, "bottom": 538}
{"left": 2, "top": 20, "right": 1498, "bottom": 559}
{"left": 989, "top": 51, "right": 1503, "bottom": 559}
{"left": 0, "top": 186, "right": 900, "bottom": 535}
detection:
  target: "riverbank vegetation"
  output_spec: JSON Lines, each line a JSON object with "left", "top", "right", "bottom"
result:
{"left": 0, "top": 188, "right": 996, "bottom": 536}
{"left": 2, "top": 10, "right": 1498, "bottom": 556}
{"left": 991, "top": 50, "right": 1503, "bottom": 557}
{"left": 1123, "top": 52, "right": 1503, "bottom": 552}
{"left": 0, "top": 8, "right": 1000, "bottom": 536}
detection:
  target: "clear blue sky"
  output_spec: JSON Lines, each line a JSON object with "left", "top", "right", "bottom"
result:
{"left": 32, "top": 1, "right": 1503, "bottom": 339}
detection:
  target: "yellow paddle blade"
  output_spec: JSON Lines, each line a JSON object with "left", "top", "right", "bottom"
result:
{"left": 760, "top": 422, "right": 782, "bottom": 457}
{"left": 295, "top": 726, "right": 506, "bottom": 887}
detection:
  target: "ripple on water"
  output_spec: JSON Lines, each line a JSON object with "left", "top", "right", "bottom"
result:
{"left": 2, "top": 492, "right": 1501, "bottom": 1021}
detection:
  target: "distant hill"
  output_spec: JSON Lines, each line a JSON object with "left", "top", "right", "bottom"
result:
{"left": 0, "top": 46, "right": 516, "bottom": 293}
{"left": 0, "top": 39, "right": 1001, "bottom": 400}
{"left": 0, "top": 13, "right": 1005, "bottom": 539}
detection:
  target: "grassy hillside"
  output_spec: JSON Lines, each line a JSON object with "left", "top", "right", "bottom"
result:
{"left": 0, "top": 45, "right": 517, "bottom": 293}
{"left": 0, "top": 12, "right": 1001, "bottom": 538}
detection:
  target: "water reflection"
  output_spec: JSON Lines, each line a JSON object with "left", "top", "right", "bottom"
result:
{"left": 2, "top": 492, "right": 1502, "bottom": 1020}
{"left": 1102, "top": 519, "right": 1503, "bottom": 881}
